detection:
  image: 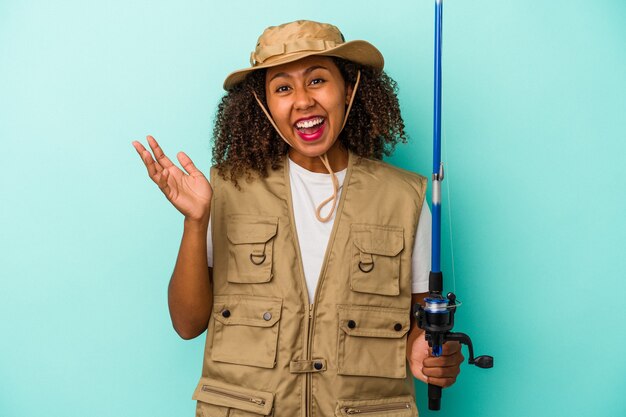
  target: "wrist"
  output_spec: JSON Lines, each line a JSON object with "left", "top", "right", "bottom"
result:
{"left": 184, "top": 216, "right": 210, "bottom": 232}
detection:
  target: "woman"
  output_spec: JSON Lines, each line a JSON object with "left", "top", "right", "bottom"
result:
{"left": 133, "top": 20, "right": 462, "bottom": 417}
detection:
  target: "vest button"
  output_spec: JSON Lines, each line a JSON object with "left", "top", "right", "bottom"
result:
{"left": 394, "top": 323, "right": 403, "bottom": 331}
{"left": 313, "top": 361, "right": 323, "bottom": 370}
{"left": 347, "top": 320, "right": 356, "bottom": 329}
{"left": 221, "top": 309, "right": 231, "bottom": 318}
{"left": 263, "top": 312, "right": 272, "bottom": 321}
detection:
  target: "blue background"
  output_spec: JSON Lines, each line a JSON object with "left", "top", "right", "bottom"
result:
{"left": 1, "top": 0, "right": 625, "bottom": 416}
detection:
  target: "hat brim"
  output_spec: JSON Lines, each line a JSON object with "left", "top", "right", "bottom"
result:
{"left": 222, "top": 40, "right": 384, "bottom": 90}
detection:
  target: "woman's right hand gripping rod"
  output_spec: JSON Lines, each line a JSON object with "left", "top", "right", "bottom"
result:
{"left": 413, "top": 271, "right": 494, "bottom": 411}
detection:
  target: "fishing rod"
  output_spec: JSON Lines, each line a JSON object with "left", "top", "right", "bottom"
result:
{"left": 413, "top": 0, "right": 493, "bottom": 411}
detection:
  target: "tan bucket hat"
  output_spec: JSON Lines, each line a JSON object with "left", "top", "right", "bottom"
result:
{"left": 223, "top": 20, "right": 384, "bottom": 90}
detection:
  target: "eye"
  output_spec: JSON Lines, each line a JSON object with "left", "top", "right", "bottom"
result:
{"left": 310, "top": 78, "right": 325, "bottom": 86}
{"left": 275, "top": 85, "right": 290, "bottom": 93}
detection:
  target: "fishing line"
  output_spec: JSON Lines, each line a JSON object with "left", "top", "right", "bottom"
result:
{"left": 442, "top": 123, "right": 456, "bottom": 296}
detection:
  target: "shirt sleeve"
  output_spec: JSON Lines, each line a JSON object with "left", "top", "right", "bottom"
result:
{"left": 411, "top": 202, "right": 432, "bottom": 294}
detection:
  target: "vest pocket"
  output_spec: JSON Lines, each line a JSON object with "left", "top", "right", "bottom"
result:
{"left": 192, "top": 377, "right": 275, "bottom": 417}
{"left": 226, "top": 215, "right": 279, "bottom": 283}
{"left": 335, "top": 395, "right": 417, "bottom": 417}
{"left": 211, "top": 295, "right": 282, "bottom": 369}
{"left": 350, "top": 224, "right": 404, "bottom": 296}
{"left": 337, "top": 305, "right": 410, "bottom": 379}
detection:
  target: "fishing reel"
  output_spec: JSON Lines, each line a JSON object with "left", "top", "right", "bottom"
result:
{"left": 413, "top": 272, "right": 493, "bottom": 411}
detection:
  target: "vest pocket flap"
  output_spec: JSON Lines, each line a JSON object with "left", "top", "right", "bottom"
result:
{"left": 213, "top": 295, "right": 282, "bottom": 327}
{"left": 227, "top": 215, "right": 278, "bottom": 244}
{"left": 338, "top": 305, "right": 409, "bottom": 338}
{"left": 351, "top": 224, "right": 404, "bottom": 256}
{"left": 193, "top": 377, "right": 274, "bottom": 416}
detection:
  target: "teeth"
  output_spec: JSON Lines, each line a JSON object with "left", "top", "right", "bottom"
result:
{"left": 296, "top": 117, "right": 324, "bottom": 129}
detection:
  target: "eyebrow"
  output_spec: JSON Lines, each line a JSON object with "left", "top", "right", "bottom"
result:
{"left": 269, "top": 65, "right": 329, "bottom": 83}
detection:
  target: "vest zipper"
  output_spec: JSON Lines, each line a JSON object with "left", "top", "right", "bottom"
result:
{"left": 283, "top": 156, "right": 314, "bottom": 417}
{"left": 341, "top": 402, "right": 411, "bottom": 415}
{"left": 201, "top": 385, "right": 266, "bottom": 406}
{"left": 306, "top": 303, "right": 314, "bottom": 417}
{"left": 284, "top": 154, "right": 354, "bottom": 417}
{"left": 306, "top": 153, "right": 353, "bottom": 417}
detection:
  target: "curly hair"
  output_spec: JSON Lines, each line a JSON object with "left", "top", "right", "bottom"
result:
{"left": 212, "top": 57, "right": 407, "bottom": 185}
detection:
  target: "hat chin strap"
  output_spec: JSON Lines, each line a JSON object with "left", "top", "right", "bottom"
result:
{"left": 252, "top": 70, "right": 361, "bottom": 222}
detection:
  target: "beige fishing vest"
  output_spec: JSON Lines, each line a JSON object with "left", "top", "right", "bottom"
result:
{"left": 193, "top": 151, "right": 427, "bottom": 417}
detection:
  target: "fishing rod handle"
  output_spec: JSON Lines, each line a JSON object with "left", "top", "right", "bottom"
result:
{"left": 428, "top": 383, "right": 442, "bottom": 410}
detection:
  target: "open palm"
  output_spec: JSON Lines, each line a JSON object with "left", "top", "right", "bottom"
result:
{"left": 133, "top": 135, "right": 212, "bottom": 222}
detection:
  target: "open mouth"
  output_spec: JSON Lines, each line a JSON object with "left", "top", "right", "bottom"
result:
{"left": 294, "top": 116, "right": 326, "bottom": 142}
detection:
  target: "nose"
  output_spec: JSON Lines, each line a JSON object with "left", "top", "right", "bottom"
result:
{"left": 293, "top": 86, "right": 314, "bottom": 110}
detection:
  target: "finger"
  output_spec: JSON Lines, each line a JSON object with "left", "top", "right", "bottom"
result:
{"left": 441, "top": 341, "right": 462, "bottom": 355}
{"left": 177, "top": 151, "right": 202, "bottom": 176}
{"left": 133, "top": 141, "right": 157, "bottom": 175}
{"left": 426, "top": 376, "right": 457, "bottom": 388}
{"left": 147, "top": 135, "right": 176, "bottom": 169}
{"left": 132, "top": 140, "right": 146, "bottom": 154}
{"left": 138, "top": 147, "right": 163, "bottom": 179}
{"left": 157, "top": 167, "right": 171, "bottom": 195}
{"left": 422, "top": 365, "right": 461, "bottom": 379}
{"left": 423, "top": 353, "right": 464, "bottom": 368}
{"left": 132, "top": 141, "right": 156, "bottom": 168}
{"left": 409, "top": 365, "right": 427, "bottom": 384}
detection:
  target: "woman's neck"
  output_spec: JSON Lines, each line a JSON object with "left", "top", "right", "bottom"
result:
{"left": 288, "top": 142, "right": 348, "bottom": 173}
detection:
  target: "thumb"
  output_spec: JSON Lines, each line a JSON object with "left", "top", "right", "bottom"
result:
{"left": 407, "top": 331, "right": 430, "bottom": 383}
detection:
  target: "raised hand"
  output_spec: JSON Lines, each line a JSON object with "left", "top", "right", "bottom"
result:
{"left": 132, "top": 135, "right": 212, "bottom": 223}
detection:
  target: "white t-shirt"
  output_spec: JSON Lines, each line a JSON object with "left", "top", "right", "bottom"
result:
{"left": 207, "top": 159, "right": 431, "bottom": 299}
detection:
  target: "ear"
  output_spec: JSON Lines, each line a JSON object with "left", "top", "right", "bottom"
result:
{"left": 345, "top": 83, "right": 354, "bottom": 106}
